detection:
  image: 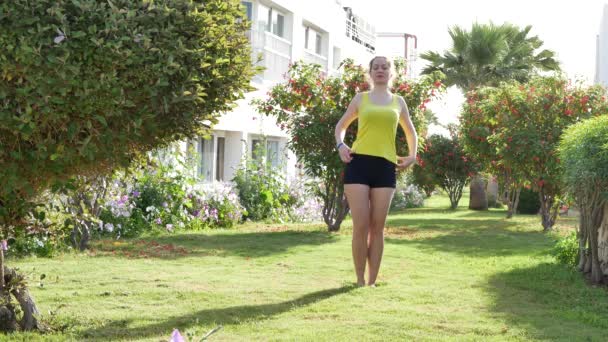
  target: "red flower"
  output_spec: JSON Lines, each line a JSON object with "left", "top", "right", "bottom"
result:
{"left": 564, "top": 109, "right": 573, "bottom": 116}
{"left": 433, "top": 80, "right": 442, "bottom": 88}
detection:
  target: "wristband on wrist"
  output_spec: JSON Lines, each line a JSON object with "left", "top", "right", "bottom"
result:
{"left": 336, "top": 142, "right": 345, "bottom": 150}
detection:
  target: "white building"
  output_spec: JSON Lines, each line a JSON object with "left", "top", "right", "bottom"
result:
{"left": 189, "top": 0, "right": 403, "bottom": 183}
{"left": 596, "top": 4, "right": 608, "bottom": 87}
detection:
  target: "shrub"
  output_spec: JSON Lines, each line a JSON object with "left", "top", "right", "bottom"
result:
{"left": 558, "top": 115, "right": 608, "bottom": 283}
{"left": 418, "top": 134, "right": 478, "bottom": 209}
{"left": 232, "top": 155, "right": 295, "bottom": 222}
{"left": 517, "top": 188, "right": 541, "bottom": 215}
{"left": 0, "top": 0, "right": 254, "bottom": 329}
{"left": 194, "top": 182, "right": 245, "bottom": 228}
{"left": 391, "top": 183, "right": 425, "bottom": 211}
{"left": 285, "top": 177, "right": 323, "bottom": 223}
{"left": 411, "top": 164, "right": 436, "bottom": 197}
{"left": 551, "top": 231, "right": 579, "bottom": 267}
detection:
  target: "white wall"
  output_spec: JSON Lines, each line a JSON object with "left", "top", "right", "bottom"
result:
{"left": 597, "top": 4, "right": 608, "bottom": 87}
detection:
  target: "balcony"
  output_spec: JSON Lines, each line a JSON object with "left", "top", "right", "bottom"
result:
{"left": 345, "top": 17, "right": 376, "bottom": 53}
{"left": 302, "top": 49, "right": 328, "bottom": 72}
{"left": 248, "top": 29, "right": 292, "bottom": 83}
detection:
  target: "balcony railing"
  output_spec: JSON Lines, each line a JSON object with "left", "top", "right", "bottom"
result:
{"left": 302, "top": 49, "right": 328, "bottom": 72}
{"left": 248, "top": 29, "right": 292, "bottom": 83}
{"left": 345, "top": 17, "right": 376, "bottom": 53}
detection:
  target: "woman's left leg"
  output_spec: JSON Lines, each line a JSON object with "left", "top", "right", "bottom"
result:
{"left": 367, "top": 187, "right": 395, "bottom": 286}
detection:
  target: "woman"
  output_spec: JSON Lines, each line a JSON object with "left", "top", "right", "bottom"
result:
{"left": 334, "top": 56, "right": 418, "bottom": 287}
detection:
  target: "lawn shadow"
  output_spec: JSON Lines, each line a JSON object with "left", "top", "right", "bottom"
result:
{"left": 385, "top": 216, "right": 550, "bottom": 257}
{"left": 79, "top": 285, "right": 355, "bottom": 341}
{"left": 91, "top": 229, "right": 337, "bottom": 260}
{"left": 483, "top": 262, "right": 608, "bottom": 341}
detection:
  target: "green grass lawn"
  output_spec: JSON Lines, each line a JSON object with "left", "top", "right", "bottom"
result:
{"left": 5, "top": 194, "right": 607, "bottom": 341}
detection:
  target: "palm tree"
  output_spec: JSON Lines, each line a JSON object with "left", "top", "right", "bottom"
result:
{"left": 421, "top": 22, "right": 560, "bottom": 211}
{"left": 421, "top": 22, "right": 560, "bottom": 89}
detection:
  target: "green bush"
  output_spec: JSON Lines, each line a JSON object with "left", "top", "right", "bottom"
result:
{"left": 558, "top": 115, "right": 608, "bottom": 283}
{"left": 411, "top": 164, "right": 436, "bottom": 197}
{"left": 418, "top": 134, "right": 479, "bottom": 209}
{"left": 517, "top": 188, "right": 541, "bottom": 214}
{"left": 0, "top": 0, "right": 254, "bottom": 234}
{"left": 551, "top": 231, "right": 579, "bottom": 267}
{"left": 232, "top": 156, "right": 295, "bottom": 222}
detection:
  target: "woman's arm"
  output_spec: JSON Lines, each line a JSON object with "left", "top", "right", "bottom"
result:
{"left": 334, "top": 93, "right": 361, "bottom": 163}
{"left": 397, "top": 96, "right": 418, "bottom": 169}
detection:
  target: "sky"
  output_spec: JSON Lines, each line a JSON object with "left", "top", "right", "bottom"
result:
{"left": 344, "top": 0, "right": 608, "bottom": 134}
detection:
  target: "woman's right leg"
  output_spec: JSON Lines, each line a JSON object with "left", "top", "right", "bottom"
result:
{"left": 345, "top": 184, "right": 370, "bottom": 286}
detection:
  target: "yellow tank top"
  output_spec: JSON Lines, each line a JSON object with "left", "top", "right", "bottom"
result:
{"left": 351, "top": 92, "right": 400, "bottom": 164}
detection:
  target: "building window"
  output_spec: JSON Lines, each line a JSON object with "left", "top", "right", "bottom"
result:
{"left": 251, "top": 138, "right": 281, "bottom": 168}
{"left": 199, "top": 137, "right": 214, "bottom": 181}
{"left": 252, "top": 139, "right": 264, "bottom": 162}
{"left": 267, "top": 140, "right": 280, "bottom": 168}
{"left": 333, "top": 46, "right": 342, "bottom": 68}
{"left": 315, "top": 33, "right": 322, "bottom": 55}
{"left": 259, "top": 5, "right": 285, "bottom": 38}
{"left": 304, "top": 25, "right": 323, "bottom": 55}
{"left": 241, "top": 1, "right": 252, "bottom": 21}
{"left": 272, "top": 12, "right": 284, "bottom": 37}
{"left": 258, "top": 5, "right": 270, "bottom": 32}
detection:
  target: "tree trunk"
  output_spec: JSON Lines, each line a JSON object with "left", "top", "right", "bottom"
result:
{"left": 468, "top": 174, "right": 488, "bottom": 210}
{"left": 505, "top": 187, "right": 521, "bottom": 219}
{"left": 539, "top": 187, "right": 558, "bottom": 231}
{"left": 322, "top": 179, "right": 349, "bottom": 232}
{"left": 486, "top": 176, "right": 499, "bottom": 208}
{"left": 577, "top": 213, "right": 589, "bottom": 272}
{"left": 0, "top": 266, "right": 43, "bottom": 331}
{"left": 597, "top": 203, "right": 608, "bottom": 277}
{"left": 589, "top": 203, "right": 606, "bottom": 284}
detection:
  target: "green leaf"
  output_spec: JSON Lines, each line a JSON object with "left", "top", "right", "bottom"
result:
{"left": 94, "top": 115, "right": 107, "bottom": 127}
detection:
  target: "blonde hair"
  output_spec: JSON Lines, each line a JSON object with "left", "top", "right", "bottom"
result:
{"left": 367, "top": 56, "right": 395, "bottom": 87}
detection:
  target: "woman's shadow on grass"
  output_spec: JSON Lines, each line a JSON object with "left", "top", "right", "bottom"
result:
{"left": 79, "top": 285, "right": 356, "bottom": 341}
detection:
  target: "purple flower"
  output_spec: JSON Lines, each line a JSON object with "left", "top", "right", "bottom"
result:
{"left": 170, "top": 329, "right": 185, "bottom": 342}
{"left": 166, "top": 224, "right": 174, "bottom": 232}
{"left": 118, "top": 195, "right": 129, "bottom": 205}
{"left": 192, "top": 210, "right": 200, "bottom": 217}
{"left": 132, "top": 190, "right": 141, "bottom": 197}
{"left": 162, "top": 202, "right": 169, "bottom": 208}
{"left": 155, "top": 217, "right": 162, "bottom": 225}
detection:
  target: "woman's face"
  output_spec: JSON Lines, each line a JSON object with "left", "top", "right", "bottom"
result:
{"left": 370, "top": 57, "right": 391, "bottom": 85}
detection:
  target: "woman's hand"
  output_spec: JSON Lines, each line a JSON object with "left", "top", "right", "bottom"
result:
{"left": 338, "top": 144, "right": 353, "bottom": 163}
{"left": 396, "top": 155, "right": 416, "bottom": 170}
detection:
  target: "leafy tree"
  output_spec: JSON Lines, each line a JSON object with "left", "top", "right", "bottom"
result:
{"left": 0, "top": 0, "right": 254, "bottom": 330}
{"left": 559, "top": 115, "right": 608, "bottom": 284}
{"left": 421, "top": 22, "right": 559, "bottom": 89}
{"left": 463, "top": 77, "right": 608, "bottom": 230}
{"left": 422, "top": 22, "right": 560, "bottom": 210}
{"left": 417, "top": 134, "right": 478, "bottom": 210}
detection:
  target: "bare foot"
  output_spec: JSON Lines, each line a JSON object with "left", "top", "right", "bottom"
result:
{"left": 367, "top": 283, "right": 376, "bottom": 288}
{"left": 356, "top": 281, "right": 366, "bottom": 287}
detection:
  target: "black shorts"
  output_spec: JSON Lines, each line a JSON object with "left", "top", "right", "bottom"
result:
{"left": 343, "top": 154, "right": 396, "bottom": 188}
